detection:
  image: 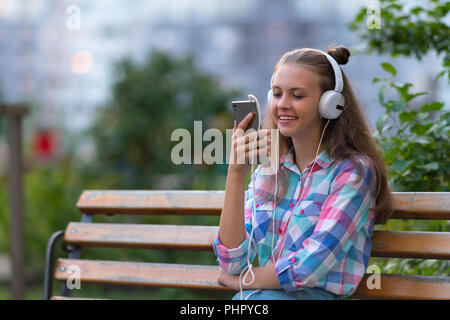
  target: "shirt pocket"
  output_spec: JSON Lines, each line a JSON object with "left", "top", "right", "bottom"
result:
{"left": 249, "top": 201, "right": 275, "bottom": 244}
{"left": 291, "top": 201, "right": 323, "bottom": 240}
{"left": 294, "top": 200, "right": 322, "bottom": 217}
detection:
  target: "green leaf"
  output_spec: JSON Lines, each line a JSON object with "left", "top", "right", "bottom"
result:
{"left": 391, "top": 101, "right": 407, "bottom": 112}
{"left": 391, "top": 159, "right": 414, "bottom": 173}
{"left": 381, "top": 62, "right": 397, "bottom": 76}
{"left": 378, "top": 84, "right": 391, "bottom": 104}
{"left": 421, "top": 162, "right": 439, "bottom": 170}
{"left": 411, "top": 7, "right": 424, "bottom": 15}
{"left": 381, "top": 140, "right": 394, "bottom": 152}
{"left": 421, "top": 101, "right": 445, "bottom": 112}
{"left": 376, "top": 116, "right": 385, "bottom": 135}
{"left": 414, "top": 137, "right": 430, "bottom": 144}
{"left": 399, "top": 111, "right": 415, "bottom": 123}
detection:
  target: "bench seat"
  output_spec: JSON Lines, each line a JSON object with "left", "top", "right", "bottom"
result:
{"left": 44, "top": 190, "right": 450, "bottom": 300}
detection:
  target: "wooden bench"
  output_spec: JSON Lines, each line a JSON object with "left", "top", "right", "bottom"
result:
{"left": 44, "top": 190, "right": 450, "bottom": 300}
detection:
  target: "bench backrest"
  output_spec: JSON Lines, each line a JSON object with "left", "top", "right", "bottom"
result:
{"left": 50, "top": 190, "right": 450, "bottom": 300}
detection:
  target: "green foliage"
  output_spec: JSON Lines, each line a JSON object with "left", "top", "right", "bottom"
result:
{"left": 350, "top": 0, "right": 450, "bottom": 278}
{"left": 372, "top": 62, "right": 449, "bottom": 192}
{"left": 0, "top": 162, "right": 83, "bottom": 274}
{"left": 349, "top": 0, "right": 450, "bottom": 80}
{"left": 89, "top": 50, "right": 239, "bottom": 189}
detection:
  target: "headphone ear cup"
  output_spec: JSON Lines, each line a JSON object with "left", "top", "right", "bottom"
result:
{"left": 318, "top": 90, "right": 345, "bottom": 119}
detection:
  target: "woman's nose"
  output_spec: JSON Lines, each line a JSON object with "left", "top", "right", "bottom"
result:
{"left": 277, "top": 95, "right": 290, "bottom": 109}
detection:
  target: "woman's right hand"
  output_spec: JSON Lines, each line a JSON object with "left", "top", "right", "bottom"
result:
{"left": 228, "top": 112, "right": 272, "bottom": 176}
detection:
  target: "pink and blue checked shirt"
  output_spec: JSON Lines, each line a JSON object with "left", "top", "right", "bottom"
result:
{"left": 213, "top": 146, "right": 377, "bottom": 298}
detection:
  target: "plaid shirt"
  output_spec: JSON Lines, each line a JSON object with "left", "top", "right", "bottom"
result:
{"left": 213, "top": 147, "right": 377, "bottom": 298}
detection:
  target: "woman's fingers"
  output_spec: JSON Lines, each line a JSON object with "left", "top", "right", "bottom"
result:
{"left": 230, "top": 128, "right": 272, "bottom": 164}
{"left": 237, "top": 112, "right": 255, "bottom": 131}
{"left": 231, "top": 143, "right": 271, "bottom": 164}
{"left": 233, "top": 128, "right": 271, "bottom": 144}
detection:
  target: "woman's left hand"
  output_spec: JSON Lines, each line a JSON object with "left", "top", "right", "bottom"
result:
{"left": 217, "top": 267, "right": 241, "bottom": 291}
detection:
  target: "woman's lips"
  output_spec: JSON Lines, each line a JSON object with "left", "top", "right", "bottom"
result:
{"left": 279, "top": 116, "right": 298, "bottom": 124}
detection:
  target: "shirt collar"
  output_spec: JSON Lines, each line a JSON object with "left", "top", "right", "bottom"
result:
{"left": 280, "top": 146, "right": 334, "bottom": 174}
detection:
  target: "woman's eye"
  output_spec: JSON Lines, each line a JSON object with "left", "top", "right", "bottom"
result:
{"left": 273, "top": 93, "right": 281, "bottom": 97}
{"left": 293, "top": 95, "right": 304, "bottom": 99}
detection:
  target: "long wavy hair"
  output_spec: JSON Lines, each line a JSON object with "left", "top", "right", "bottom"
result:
{"left": 261, "top": 45, "right": 393, "bottom": 224}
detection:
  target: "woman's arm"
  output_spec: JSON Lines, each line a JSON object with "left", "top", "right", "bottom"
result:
{"left": 218, "top": 113, "right": 271, "bottom": 248}
{"left": 218, "top": 167, "right": 247, "bottom": 248}
{"left": 218, "top": 263, "right": 282, "bottom": 290}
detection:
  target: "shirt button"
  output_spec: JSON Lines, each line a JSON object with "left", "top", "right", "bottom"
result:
{"left": 289, "top": 203, "right": 293, "bottom": 208}
{"left": 298, "top": 177, "right": 301, "bottom": 181}
{"left": 300, "top": 209, "right": 305, "bottom": 214}
{"left": 255, "top": 203, "right": 259, "bottom": 208}
{"left": 290, "top": 257, "right": 297, "bottom": 264}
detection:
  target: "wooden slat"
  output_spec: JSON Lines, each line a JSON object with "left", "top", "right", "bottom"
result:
{"left": 370, "top": 230, "right": 450, "bottom": 259}
{"left": 64, "top": 223, "right": 217, "bottom": 251}
{"left": 64, "top": 223, "right": 450, "bottom": 260}
{"left": 54, "top": 259, "right": 450, "bottom": 300}
{"left": 392, "top": 192, "right": 450, "bottom": 219}
{"left": 76, "top": 191, "right": 450, "bottom": 220}
{"left": 51, "top": 296, "right": 106, "bottom": 300}
{"left": 54, "top": 259, "right": 228, "bottom": 291}
{"left": 76, "top": 190, "right": 225, "bottom": 216}
{"left": 353, "top": 273, "right": 450, "bottom": 300}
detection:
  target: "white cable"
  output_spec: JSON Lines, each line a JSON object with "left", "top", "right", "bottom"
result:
{"left": 270, "top": 129, "right": 279, "bottom": 263}
{"left": 239, "top": 131, "right": 258, "bottom": 300}
{"left": 238, "top": 94, "right": 261, "bottom": 300}
{"left": 275, "top": 119, "right": 330, "bottom": 263}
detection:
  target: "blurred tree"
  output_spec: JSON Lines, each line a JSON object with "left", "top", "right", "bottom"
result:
{"left": 88, "top": 50, "right": 239, "bottom": 189}
{"left": 350, "top": 0, "right": 449, "bottom": 79}
{"left": 350, "top": 0, "right": 449, "bottom": 192}
{"left": 349, "top": 0, "right": 449, "bottom": 277}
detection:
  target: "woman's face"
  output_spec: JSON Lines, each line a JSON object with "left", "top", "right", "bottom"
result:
{"left": 270, "top": 63, "right": 322, "bottom": 138}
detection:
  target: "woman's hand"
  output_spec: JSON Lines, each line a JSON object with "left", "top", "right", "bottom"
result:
{"left": 228, "top": 112, "right": 272, "bottom": 176}
{"left": 217, "top": 267, "right": 241, "bottom": 291}
{"left": 217, "top": 263, "right": 282, "bottom": 291}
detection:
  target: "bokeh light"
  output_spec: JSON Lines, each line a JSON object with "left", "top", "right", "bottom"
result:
{"left": 70, "top": 50, "right": 94, "bottom": 74}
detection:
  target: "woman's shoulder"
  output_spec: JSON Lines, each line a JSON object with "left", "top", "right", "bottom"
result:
{"left": 332, "top": 153, "right": 376, "bottom": 185}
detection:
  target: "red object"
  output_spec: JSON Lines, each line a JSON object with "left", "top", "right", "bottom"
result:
{"left": 289, "top": 203, "right": 293, "bottom": 207}
{"left": 300, "top": 209, "right": 305, "bottom": 214}
{"left": 290, "top": 257, "right": 297, "bottom": 264}
{"left": 298, "top": 177, "right": 301, "bottom": 181}
{"left": 255, "top": 203, "right": 259, "bottom": 208}
{"left": 33, "top": 129, "right": 58, "bottom": 160}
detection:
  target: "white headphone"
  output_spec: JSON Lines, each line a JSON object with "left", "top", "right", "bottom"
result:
{"left": 267, "top": 48, "right": 345, "bottom": 120}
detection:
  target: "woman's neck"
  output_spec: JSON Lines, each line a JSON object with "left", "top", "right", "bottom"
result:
{"left": 291, "top": 128, "right": 325, "bottom": 173}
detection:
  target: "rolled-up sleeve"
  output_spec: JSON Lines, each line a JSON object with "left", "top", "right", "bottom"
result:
{"left": 275, "top": 157, "right": 376, "bottom": 292}
{"left": 213, "top": 167, "right": 260, "bottom": 275}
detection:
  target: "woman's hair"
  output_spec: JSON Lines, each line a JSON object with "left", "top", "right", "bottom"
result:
{"left": 261, "top": 45, "right": 393, "bottom": 224}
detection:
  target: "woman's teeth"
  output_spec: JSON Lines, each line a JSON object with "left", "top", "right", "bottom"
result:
{"left": 279, "top": 116, "right": 297, "bottom": 120}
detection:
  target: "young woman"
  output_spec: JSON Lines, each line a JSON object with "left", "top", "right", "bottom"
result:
{"left": 213, "top": 45, "right": 394, "bottom": 300}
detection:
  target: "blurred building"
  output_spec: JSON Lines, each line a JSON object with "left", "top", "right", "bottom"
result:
{"left": 0, "top": 0, "right": 446, "bottom": 133}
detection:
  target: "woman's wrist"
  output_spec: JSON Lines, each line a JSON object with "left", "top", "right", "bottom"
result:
{"left": 227, "top": 164, "right": 248, "bottom": 178}
{"left": 242, "top": 264, "right": 281, "bottom": 290}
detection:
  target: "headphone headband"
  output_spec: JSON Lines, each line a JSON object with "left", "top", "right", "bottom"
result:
{"left": 269, "top": 48, "right": 344, "bottom": 93}
{"left": 301, "top": 48, "right": 344, "bottom": 93}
